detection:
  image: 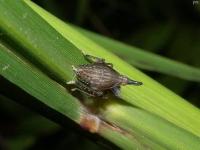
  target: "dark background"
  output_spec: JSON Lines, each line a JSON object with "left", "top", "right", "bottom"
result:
{"left": 1, "top": 0, "right": 200, "bottom": 149}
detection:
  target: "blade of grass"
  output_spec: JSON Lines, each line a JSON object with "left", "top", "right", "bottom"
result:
{"left": 25, "top": 0, "right": 200, "bottom": 137}
{"left": 0, "top": 43, "right": 82, "bottom": 121}
{"left": 0, "top": 1, "right": 160, "bottom": 148}
{"left": 0, "top": 0, "right": 87, "bottom": 83}
{"left": 0, "top": 47, "right": 166, "bottom": 150}
{"left": 1, "top": 1, "right": 200, "bottom": 149}
{"left": 102, "top": 102, "right": 200, "bottom": 150}
{"left": 0, "top": 42, "right": 165, "bottom": 150}
{"left": 75, "top": 26, "right": 200, "bottom": 82}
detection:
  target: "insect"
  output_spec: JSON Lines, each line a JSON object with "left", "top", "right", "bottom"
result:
{"left": 67, "top": 55, "right": 142, "bottom": 97}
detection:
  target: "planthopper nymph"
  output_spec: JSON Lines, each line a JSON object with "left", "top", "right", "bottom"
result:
{"left": 67, "top": 55, "right": 142, "bottom": 97}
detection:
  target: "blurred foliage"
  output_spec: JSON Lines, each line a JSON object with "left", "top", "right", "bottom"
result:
{"left": 1, "top": 0, "right": 200, "bottom": 149}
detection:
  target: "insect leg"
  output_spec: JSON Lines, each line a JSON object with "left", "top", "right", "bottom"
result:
{"left": 66, "top": 73, "right": 77, "bottom": 85}
{"left": 75, "top": 80, "right": 98, "bottom": 97}
{"left": 93, "top": 90, "right": 104, "bottom": 97}
{"left": 77, "top": 81, "right": 105, "bottom": 97}
{"left": 111, "top": 87, "right": 121, "bottom": 97}
{"left": 106, "top": 63, "right": 113, "bottom": 68}
{"left": 85, "top": 55, "right": 105, "bottom": 63}
{"left": 66, "top": 80, "right": 76, "bottom": 85}
{"left": 71, "top": 87, "right": 95, "bottom": 97}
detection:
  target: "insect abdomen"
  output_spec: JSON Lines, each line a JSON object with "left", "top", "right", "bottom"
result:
{"left": 77, "top": 64, "right": 119, "bottom": 90}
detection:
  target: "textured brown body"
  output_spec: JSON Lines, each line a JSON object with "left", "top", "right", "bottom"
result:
{"left": 68, "top": 55, "right": 142, "bottom": 97}
{"left": 77, "top": 63, "right": 121, "bottom": 91}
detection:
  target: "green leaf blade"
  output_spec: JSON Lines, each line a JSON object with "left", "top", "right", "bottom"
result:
{"left": 0, "top": 43, "right": 81, "bottom": 121}
{"left": 75, "top": 26, "right": 200, "bottom": 82}
{"left": 103, "top": 103, "right": 200, "bottom": 150}
{"left": 1, "top": 0, "right": 200, "bottom": 149}
{"left": 24, "top": 0, "right": 200, "bottom": 137}
{"left": 0, "top": 0, "right": 86, "bottom": 82}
